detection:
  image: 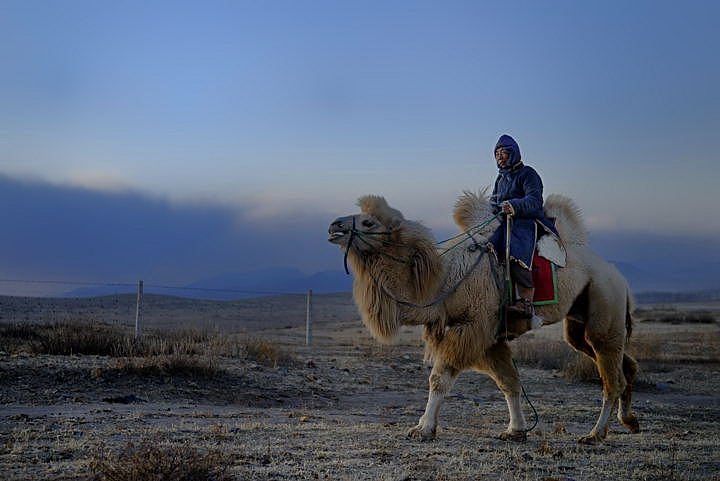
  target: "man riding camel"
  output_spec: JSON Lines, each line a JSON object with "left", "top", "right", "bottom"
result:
{"left": 488, "top": 134, "right": 560, "bottom": 319}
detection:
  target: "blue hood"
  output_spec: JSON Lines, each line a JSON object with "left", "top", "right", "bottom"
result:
{"left": 495, "top": 134, "right": 522, "bottom": 172}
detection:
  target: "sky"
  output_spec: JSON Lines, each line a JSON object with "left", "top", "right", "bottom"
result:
{"left": 1, "top": 1, "right": 719, "bottom": 294}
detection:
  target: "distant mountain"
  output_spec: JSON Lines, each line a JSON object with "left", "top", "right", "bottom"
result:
{"left": 60, "top": 267, "right": 353, "bottom": 300}
{"left": 56, "top": 260, "right": 720, "bottom": 301}
{"left": 611, "top": 261, "right": 720, "bottom": 292}
{"left": 635, "top": 289, "right": 720, "bottom": 304}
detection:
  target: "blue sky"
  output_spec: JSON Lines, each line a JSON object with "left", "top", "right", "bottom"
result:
{"left": 0, "top": 1, "right": 719, "bottom": 293}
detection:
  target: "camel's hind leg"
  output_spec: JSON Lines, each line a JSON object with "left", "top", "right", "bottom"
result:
{"left": 408, "top": 362, "right": 459, "bottom": 441}
{"left": 577, "top": 343, "right": 626, "bottom": 444}
{"left": 483, "top": 342, "right": 527, "bottom": 441}
{"left": 618, "top": 353, "right": 640, "bottom": 433}
{"left": 565, "top": 316, "right": 640, "bottom": 442}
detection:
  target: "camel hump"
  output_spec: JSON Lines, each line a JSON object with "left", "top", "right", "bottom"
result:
{"left": 544, "top": 194, "right": 589, "bottom": 245}
{"left": 453, "top": 188, "right": 493, "bottom": 231}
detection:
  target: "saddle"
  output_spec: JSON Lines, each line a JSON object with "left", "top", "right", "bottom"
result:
{"left": 498, "top": 235, "right": 565, "bottom": 341}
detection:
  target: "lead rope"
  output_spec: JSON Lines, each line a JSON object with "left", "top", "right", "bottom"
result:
{"left": 343, "top": 217, "right": 356, "bottom": 275}
{"left": 514, "top": 358, "right": 539, "bottom": 433}
{"left": 503, "top": 214, "right": 538, "bottom": 434}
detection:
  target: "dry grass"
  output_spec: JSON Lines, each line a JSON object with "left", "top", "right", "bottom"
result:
{"left": 561, "top": 354, "right": 599, "bottom": 381}
{"left": 0, "top": 321, "right": 293, "bottom": 366}
{"left": 511, "top": 338, "right": 576, "bottom": 371}
{"left": 112, "top": 355, "right": 221, "bottom": 378}
{"left": 513, "top": 337, "right": 599, "bottom": 381}
{"left": 627, "top": 336, "right": 663, "bottom": 361}
{"left": 240, "top": 338, "right": 294, "bottom": 367}
{"left": 636, "top": 307, "right": 717, "bottom": 324}
{"left": 0, "top": 321, "right": 125, "bottom": 355}
{"left": 0, "top": 321, "right": 224, "bottom": 357}
{"left": 92, "top": 441, "right": 232, "bottom": 481}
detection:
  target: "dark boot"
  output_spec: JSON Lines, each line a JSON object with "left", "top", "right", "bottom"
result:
{"left": 499, "top": 316, "right": 533, "bottom": 341}
{"left": 506, "top": 287, "right": 535, "bottom": 319}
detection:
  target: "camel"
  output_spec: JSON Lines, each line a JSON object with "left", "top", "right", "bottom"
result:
{"left": 327, "top": 190, "right": 639, "bottom": 444}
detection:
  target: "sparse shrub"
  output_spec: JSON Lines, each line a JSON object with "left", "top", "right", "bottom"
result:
{"left": 512, "top": 339, "right": 576, "bottom": 370}
{"left": 0, "top": 321, "right": 292, "bottom": 370}
{"left": 92, "top": 441, "right": 232, "bottom": 481}
{"left": 0, "top": 322, "right": 42, "bottom": 341}
{"left": 38, "top": 322, "right": 126, "bottom": 355}
{"left": 0, "top": 321, "right": 227, "bottom": 357}
{"left": 113, "top": 354, "right": 221, "bottom": 378}
{"left": 638, "top": 308, "right": 716, "bottom": 324}
{"left": 628, "top": 336, "right": 662, "bottom": 361}
{"left": 241, "top": 338, "right": 293, "bottom": 367}
{"left": 512, "top": 337, "right": 600, "bottom": 381}
{"left": 0, "top": 322, "right": 127, "bottom": 356}
{"left": 561, "top": 353, "right": 599, "bottom": 381}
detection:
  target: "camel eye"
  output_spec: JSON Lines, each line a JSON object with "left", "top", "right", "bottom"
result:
{"left": 362, "top": 220, "right": 375, "bottom": 228}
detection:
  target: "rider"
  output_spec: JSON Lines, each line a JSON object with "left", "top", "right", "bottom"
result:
{"left": 488, "top": 134, "right": 558, "bottom": 319}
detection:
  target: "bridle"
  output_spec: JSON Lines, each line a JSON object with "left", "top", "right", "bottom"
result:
{"left": 340, "top": 215, "right": 505, "bottom": 309}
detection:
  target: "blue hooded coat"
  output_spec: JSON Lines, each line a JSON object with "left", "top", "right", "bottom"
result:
{"left": 488, "top": 135, "right": 559, "bottom": 269}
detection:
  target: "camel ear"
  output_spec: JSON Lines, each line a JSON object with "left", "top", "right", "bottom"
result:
{"left": 357, "top": 195, "right": 404, "bottom": 228}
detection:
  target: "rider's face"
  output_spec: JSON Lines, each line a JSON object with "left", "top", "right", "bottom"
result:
{"left": 495, "top": 148, "right": 510, "bottom": 169}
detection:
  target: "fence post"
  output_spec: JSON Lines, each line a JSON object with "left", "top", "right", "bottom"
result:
{"left": 135, "top": 280, "right": 143, "bottom": 338}
{"left": 306, "top": 289, "right": 312, "bottom": 345}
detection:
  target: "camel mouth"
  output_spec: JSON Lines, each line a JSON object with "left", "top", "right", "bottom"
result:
{"left": 328, "top": 230, "right": 348, "bottom": 244}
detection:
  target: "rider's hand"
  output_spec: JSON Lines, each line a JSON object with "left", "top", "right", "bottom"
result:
{"left": 501, "top": 201, "right": 514, "bottom": 216}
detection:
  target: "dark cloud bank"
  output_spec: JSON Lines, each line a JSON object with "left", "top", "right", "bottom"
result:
{"left": 0, "top": 175, "right": 718, "bottom": 298}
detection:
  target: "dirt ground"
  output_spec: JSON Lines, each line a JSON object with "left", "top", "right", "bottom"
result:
{"left": 1, "top": 296, "right": 720, "bottom": 481}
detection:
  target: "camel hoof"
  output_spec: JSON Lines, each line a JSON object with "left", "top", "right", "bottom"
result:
{"left": 621, "top": 415, "right": 640, "bottom": 433}
{"left": 498, "top": 430, "right": 527, "bottom": 442}
{"left": 407, "top": 425, "right": 436, "bottom": 442}
{"left": 578, "top": 432, "right": 604, "bottom": 445}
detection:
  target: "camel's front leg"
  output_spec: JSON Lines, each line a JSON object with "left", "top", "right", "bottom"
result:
{"left": 408, "top": 362, "right": 459, "bottom": 441}
{"left": 485, "top": 342, "right": 528, "bottom": 441}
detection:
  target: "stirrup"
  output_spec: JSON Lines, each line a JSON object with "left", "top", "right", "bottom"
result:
{"left": 506, "top": 298, "right": 534, "bottom": 319}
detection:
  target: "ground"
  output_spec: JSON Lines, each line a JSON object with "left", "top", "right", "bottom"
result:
{"left": 1, "top": 294, "right": 719, "bottom": 480}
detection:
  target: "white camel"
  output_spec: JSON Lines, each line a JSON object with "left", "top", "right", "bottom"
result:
{"left": 328, "top": 191, "right": 639, "bottom": 444}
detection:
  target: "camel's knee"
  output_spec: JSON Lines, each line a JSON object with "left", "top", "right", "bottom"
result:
{"left": 483, "top": 345, "right": 521, "bottom": 396}
{"left": 596, "top": 357, "right": 626, "bottom": 398}
{"left": 428, "top": 365, "right": 458, "bottom": 394}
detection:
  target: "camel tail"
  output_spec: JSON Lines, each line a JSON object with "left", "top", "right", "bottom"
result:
{"left": 625, "top": 288, "right": 634, "bottom": 341}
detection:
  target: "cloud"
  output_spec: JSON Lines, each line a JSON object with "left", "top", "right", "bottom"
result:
{"left": 0, "top": 175, "right": 342, "bottom": 295}
{"left": 63, "top": 170, "right": 131, "bottom": 193}
{"left": 1, "top": 174, "right": 717, "bottom": 297}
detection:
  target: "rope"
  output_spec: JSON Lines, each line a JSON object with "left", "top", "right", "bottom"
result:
{"left": 434, "top": 213, "right": 501, "bottom": 246}
{"left": 368, "top": 246, "right": 488, "bottom": 309}
{"left": 353, "top": 234, "right": 416, "bottom": 265}
{"left": 450, "top": 360, "right": 539, "bottom": 434}
{"left": 513, "top": 358, "right": 539, "bottom": 433}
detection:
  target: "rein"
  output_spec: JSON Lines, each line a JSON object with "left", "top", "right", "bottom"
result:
{"left": 340, "top": 212, "right": 503, "bottom": 309}
{"left": 368, "top": 244, "right": 489, "bottom": 309}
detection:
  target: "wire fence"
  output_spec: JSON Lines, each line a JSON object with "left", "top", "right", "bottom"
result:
{"left": 0, "top": 278, "right": 360, "bottom": 345}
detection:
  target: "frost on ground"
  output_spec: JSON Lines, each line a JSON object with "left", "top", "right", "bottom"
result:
{"left": 1, "top": 297, "right": 719, "bottom": 481}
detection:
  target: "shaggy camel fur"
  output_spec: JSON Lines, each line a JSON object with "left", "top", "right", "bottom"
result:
{"left": 328, "top": 191, "right": 639, "bottom": 444}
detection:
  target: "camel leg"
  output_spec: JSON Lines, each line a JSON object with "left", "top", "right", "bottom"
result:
{"left": 407, "top": 362, "right": 459, "bottom": 441}
{"left": 578, "top": 346, "right": 626, "bottom": 444}
{"left": 564, "top": 317, "right": 596, "bottom": 360}
{"left": 484, "top": 342, "right": 527, "bottom": 441}
{"left": 618, "top": 353, "right": 640, "bottom": 433}
{"left": 566, "top": 315, "right": 639, "bottom": 440}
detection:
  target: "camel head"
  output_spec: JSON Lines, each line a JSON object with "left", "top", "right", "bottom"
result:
{"left": 328, "top": 195, "right": 444, "bottom": 341}
{"left": 328, "top": 195, "right": 405, "bottom": 252}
